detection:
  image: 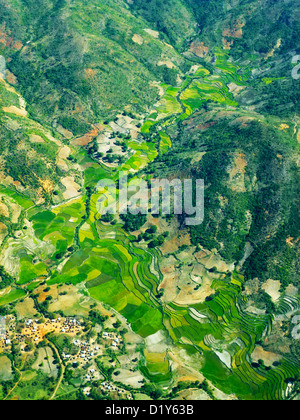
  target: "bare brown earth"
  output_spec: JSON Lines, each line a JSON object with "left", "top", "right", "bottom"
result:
{"left": 222, "top": 21, "right": 245, "bottom": 39}
{"left": 84, "top": 68, "right": 97, "bottom": 80}
{"left": 251, "top": 345, "right": 282, "bottom": 367}
{"left": 161, "top": 231, "right": 191, "bottom": 255}
{"left": 174, "top": 273, "right": 215, "bottom": 306}
{"left": 0, "top": 24, "right": 23, "bottom": 51}
{"left": 0, "top": 200, "right": 9, "bottom": 218}
{"left": 61, "top": 176, "right": 81, "bottom": 200}
{"left": 72, "top": 124, "right": 104, "bottom": 146}
{"left": 132, "top": 34, "right": 144, "bottom": 45}
{"left": 29, "top": 134, "right": 45, "bottom": 144}
{"left": 262, "top": 279, "right": 281, "bottom": 303}
{"left": 159, "top": 256, "right": 180, "bottom": 302}
{"left": 157, "top": 59, "right": 176, "bottom": 69}
{"left": 15, "top": 297, "right": 37, "bottom": 319}
{"left": 228, "top": 151, "right": 248, "bottom": 193}
{"left": 0, "top": 222, "right": 8, "bottom": 245}
{"left": 2, "top": 105, "right": 27, "bottom": 117}
{"left": 228, "top": 82, "right": 246, "bottom": 96}
{"left": 189, "top": 40, "right": 209, "bottom": 58}
{"left": 5, "top": 70, "right": 17, "bottom": 85}
{"left": 56, "top": 145, "right": 71, "bottom": 171}
{"left": 39, "top": 178, "right": 55, "bottom": 196}
{"left": 143, "top": 28, "right": 159, "bottom": 38}
{"left": 194, "top": 248, "right": 234, "bottom": 273}
{"left": 264, "top": 39, "right": 282, "bottom": 60}
{"left": 222, "top": 20, "right": 245, "bottom": 50}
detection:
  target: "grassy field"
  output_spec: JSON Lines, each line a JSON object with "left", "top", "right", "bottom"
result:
{"left": 0, "top": 289, "right": 26, "bottom": 306}
{"left": 0, "top": 186, "right": 34, "bottom": 210}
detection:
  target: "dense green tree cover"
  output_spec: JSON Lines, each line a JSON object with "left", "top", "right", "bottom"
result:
{"left": 89, "top": 310, "right": 108, "bottom": 327}
{"left": 149, "top": 118, "right": 300, "bottom": 287}
{"left": 120, "top": 213, "right": 147, "bottom": 232}
{"left": 0, "top": 266, "right": 14, "bottom": 290}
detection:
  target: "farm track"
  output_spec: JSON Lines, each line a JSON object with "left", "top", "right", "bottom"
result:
{"left": 47, "top": 339, "right": 65, "bottom": 401}
{"left": 4, "top": 354, "right": 28, "bottom": 400}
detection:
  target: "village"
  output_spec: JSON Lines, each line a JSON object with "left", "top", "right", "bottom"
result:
{"left": 0, "top": 315, "right": 133, "bottom": 399}
{"left": 0, "top": 316, "right": 124, "bottom": 355}
{"left": 83, "top": 382, "right": 133, "bottom": 400}
{"left": 20, "top": 317, "right": 83, "bottom": 345}
{"left": 62, "top": 331, "right": 123, "bottom": 374}
{"left": 0, "top": 315, "right": 15, "bottom": 353}
{"left": 0, "top": 315, "right": 83, "bottom": 353}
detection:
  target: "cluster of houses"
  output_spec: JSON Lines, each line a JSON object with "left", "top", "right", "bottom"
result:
{"left": 0, "top": 315, "right": 15, "bottom": 352}
{"left": 20, "top": 317, "right": 82, "bottom": 344}
{"left": 0, "top": 314, "right": 135, "bottom": 401}
{"left": 61, "top": 333, "right": 133, "bottom": 398}
{"left": 62, "top": 338, "right": 102, "bottom": 367}
{"left": 82, "top": 382, "right": 133, "bottom": 399}
{"left": 100, "top": 382, "right": 133, "bottom": 399}
{"left": 62, "top": 331, "right": 123, "bottom": 371}
{"left": 102, "top": 331, "right": 123, "bottom": 349}
{"left": 0, "top": 316, "right": 83, "bottom": 353}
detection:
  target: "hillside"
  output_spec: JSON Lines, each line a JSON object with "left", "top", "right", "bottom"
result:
{"left": 0, "top": 0, "right": 299, "bottom": 401}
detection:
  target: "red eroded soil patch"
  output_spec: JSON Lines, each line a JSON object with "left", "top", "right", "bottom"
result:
{"left": 0, "top": 24, "right": 23, "bottom": 51}
{"left": 183, "top": 111, "right": 216, "bottom": 133}
{"left": 85, "top": 68, "right": 97, "bottom": 80}
{"left": 13, "top": 41, "right": 23, "bottom": 51}
{"left": 38, "top": 292, "right": 47, "bottom": 303}
{"left": 196, "top": 121, "right": 216, "bottom": 131}
{"left": 222, "top": 20, "right": 245, "bottom": 49}
{"left": 72, "top": 124, "right": 104, "bottom": 146}
{"left": 222, "top": 20, "right": 245, "bottom": 39}
{"left": 13, "top": 180, "right": 22, "bottom": 188}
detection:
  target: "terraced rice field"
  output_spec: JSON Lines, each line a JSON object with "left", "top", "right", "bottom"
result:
{"left": 2, "top": 50, "right": 299, "bottom": 398}
{"left": 159, "top": 132, "right": 172, "bottom": 155}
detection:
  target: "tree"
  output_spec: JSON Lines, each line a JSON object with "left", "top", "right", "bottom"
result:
{"left": 120, "top": 213, "right": 147, "bottom": 232}
{"left": 146, "top": 225, "right": 158, "bottom": 234}
{"left": 142, "top": 383, "right": 163, "bottom": 399}
{"left": 112, "top": 320, "right": 122, "bottom": 329}
{"left": 0, "top": 266, "right": 14, "bottom": 290}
